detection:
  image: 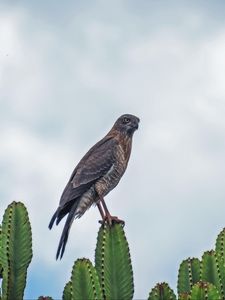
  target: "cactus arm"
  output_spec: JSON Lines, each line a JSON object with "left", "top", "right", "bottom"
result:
{"left": 201, "top": 250, "right": 225, "bottom": 297}
{"left": 62, "top": 281, "right": 72, "bottom": 300}
{"left": 190, "top": 281, "right": 221, "bottom": 300}
{"left": 201, "top": 251, "right": 220, "bottom": 283}
{"left": 95, "top": 223, "right": 134, "bottom": 300}
{"left": 177, "top": 257, "right": 200, "bottom": 294}
{"left": 148, "top": 282, "right": 176, "bottom": 300}
{"left": 71, "top": 258, "right": 102, "bottom": 300}
{"left": 216, "top": 228, "right": 225, "bottom": 259}
{"left": 0, "top": 202, "right": 32, "bottom": 300}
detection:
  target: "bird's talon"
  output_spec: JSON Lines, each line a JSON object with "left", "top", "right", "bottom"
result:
{"left": 111, "top": 218, "right": 125, "bottom": 226}
{"left": 99, "top": 215, "right": 124, "bottom": 227}
{"left": 110, "top": 216, "right": 124, "bottom": 224}
{"left": 50, "top": 114, "right": 138, "bottom": 259}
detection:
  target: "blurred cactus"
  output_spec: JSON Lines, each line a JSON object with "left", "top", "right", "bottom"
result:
{"left": 146, "top": 228, "right": 225, "bottom": 300}
{"left": 62, "top": 281, "right": 72, "bottom": 300}
{"left": 158, "top": 228, "right": 225, "bottom": 300}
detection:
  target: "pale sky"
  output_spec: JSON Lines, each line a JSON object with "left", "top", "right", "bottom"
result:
{"left": 1, "top": 1, "right": 225, "bottom": 299}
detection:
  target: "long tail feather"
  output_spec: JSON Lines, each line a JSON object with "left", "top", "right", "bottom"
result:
{"left": 56, "top": 201, "right": 79, "bottom": 260}
{"left": 48, "top": 209, "right": 58, "bottom": 229}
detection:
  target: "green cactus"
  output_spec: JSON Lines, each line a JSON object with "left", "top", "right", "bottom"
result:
{"left": 0, "top": 226, "right": 2, "bottom": 278}
{"left": 148, "top": 282, "right": 176, "bottom": 300}
{"left": 95, "top": 223, "right": 134, "bottom": 300}
{"left": 215, "top": 228, "right": 225, "bottom": 298}
{"left": 0, "top": 201, "right": 32, "bottom": 300}
{"left": 70, "top": 258, "right": 103, "bottom": 300}
{"left": 201, "top": 250, "right": 225, "bottom": 298}
{"left": 63, "top": 281, "right": 72, "bottom": 300}
{"left": 215, "top": 228, "right": 225, "bottom": 259}
{"left": 2, "top": 200, "right": 225, "bottom": 300}
{"left": 189, "top": 281, "right": 221, "bottom": 300}
{"left": 149, "top": 229, "right": 225, "bottom": 300}
{"left": 177, "top": 257, "right": 200, "bottom": 294}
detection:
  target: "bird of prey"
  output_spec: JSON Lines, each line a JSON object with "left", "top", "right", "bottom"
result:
{"left": 49, "top": 114, "right": 139, "bottom": 259}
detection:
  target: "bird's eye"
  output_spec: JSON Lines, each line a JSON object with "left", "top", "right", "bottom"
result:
{"left": 123, "top": 117, "right": 130, "bottom": 124}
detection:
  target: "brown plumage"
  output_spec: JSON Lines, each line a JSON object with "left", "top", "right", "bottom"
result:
{"left": 49, "top": 114, "right": 139, "bottom": 259}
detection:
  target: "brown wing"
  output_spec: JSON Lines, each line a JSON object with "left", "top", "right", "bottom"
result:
{"left": 59, "top": 136, "right": 118, "bottom": 207}
{"left": 49, "top": 136, "right": 118, "bottom": 230}
{"left": 72, "top": 138, "right": 117, "bottom": 187}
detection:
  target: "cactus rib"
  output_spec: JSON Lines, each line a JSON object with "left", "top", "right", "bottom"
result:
{"left": 95, "top": 223, "right": 134, "bottom": 300}
{"left": 148, "top": 282, "right": 176, "bottom": 300}
{"left": 177, "top": 257, "right": 200, "bottom": 294}
{"left": 70, "top": 258, "right": 102, "bottom": 300}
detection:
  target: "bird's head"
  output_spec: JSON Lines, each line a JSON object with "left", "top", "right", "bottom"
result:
{"left": 113, "top": 114, "right": 140, "bottom": 136}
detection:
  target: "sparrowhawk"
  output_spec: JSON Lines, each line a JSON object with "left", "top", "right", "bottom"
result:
{"left": 49, "top": 114, "right": 139, "bottom": 259}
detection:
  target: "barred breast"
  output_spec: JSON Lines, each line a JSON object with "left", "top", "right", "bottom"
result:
{"left": 74, "top": 159, "right": 125, "bottom": 218}
{"left": 95, "top": 143, "right": 129, "bottom": 197}
{"left": 75, "top": 135, "right": 132, "bottom": 217}
{"left": 75, "top": 186, "right": 96, "bottom": 218}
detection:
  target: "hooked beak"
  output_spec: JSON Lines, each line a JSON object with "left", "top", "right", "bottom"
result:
{"left": 134, "top": 118, "right": 140, "bottom": 130}
{"left": 134, "top": 123, "right": 139, "bottom": 130}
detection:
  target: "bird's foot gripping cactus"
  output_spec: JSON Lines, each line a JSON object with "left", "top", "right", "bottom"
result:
{"left": 98, "top": 214, "right": 125, "bottom": 226}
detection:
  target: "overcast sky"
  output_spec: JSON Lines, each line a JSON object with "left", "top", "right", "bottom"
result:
{"left": 1, "top": 1, "right": 225, "bottom": 299}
